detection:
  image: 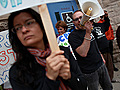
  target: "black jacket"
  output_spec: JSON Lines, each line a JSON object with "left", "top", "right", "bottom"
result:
{"left": 92, "top": 17, "right": 110, "bottom": 53}
{"left": 9, "top": 46, "right": 87, "bottom": 90}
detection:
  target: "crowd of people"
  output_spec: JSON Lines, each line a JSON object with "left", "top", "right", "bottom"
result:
{"left": 55, "top": 9, "right": 119, "bottom": 90}
{"left": 0, "top": 7, "right": 120, "bottom": 90}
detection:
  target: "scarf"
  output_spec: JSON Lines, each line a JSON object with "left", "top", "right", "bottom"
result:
{"left": 27, "top": 45, "right": 70, "bottom": 90}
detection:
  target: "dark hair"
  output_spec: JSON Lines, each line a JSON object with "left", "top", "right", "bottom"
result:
{"left": 8, "top": 8, "right": 48, "bottom": 53}
{"left": 55, "top": 20, "right": 68, "bottom": 32}
{"left": 8, "top": 8, "right": 48, "bottom": 84}
{"left": 104, "top": 10, "right": 107, "bottom": 12}
{"left": 72, "top": 9, "right": 82, "bottom": 20}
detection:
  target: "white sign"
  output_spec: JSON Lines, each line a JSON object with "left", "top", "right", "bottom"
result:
{"left": 0, "top": 0, "right": 70, "bottom": 16}
{"left": 0, "top": 30, "right": 16, "bottom": 85}
{"left": 61, "top": 11, "right": 74, "bottom": 30}
{"left": 57, "top": 32, "right": 77, "bottom": 60}
{"left": 57, "top": 32, "right": 70, "bottom": 47}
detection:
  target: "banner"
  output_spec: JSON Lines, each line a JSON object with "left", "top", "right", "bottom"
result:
{"left": 57, "top": 32, "right": 70, "bottom": 47}
{"left": 0, "top": 0, "right": 70, "bottom": 16}
{"left": 0, "top": 30, "right": 16, "bottom": 85}
{"left": 57, "top": 32, "right": 77, "bottom": 60}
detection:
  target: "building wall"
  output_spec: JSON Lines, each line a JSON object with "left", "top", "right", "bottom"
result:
{"left": 98, "top": 0, "right": 120, "bottom": 30}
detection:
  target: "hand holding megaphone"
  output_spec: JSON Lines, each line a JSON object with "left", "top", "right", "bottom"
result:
{"left": 80, "top": 7, "right": 93, "bottom": 26}
{"left": 80, "top": 7, "right": 93, "bottom": 31}
{"left": 80, "top": 1, "right": 100, "bottom": 26}
{"left": 84, "top": 20, "right": 93, "bottom": 34}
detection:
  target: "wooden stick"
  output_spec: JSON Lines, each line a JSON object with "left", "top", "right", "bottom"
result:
{"left": 38, "top": 4, "right": 60, "bottom": 52}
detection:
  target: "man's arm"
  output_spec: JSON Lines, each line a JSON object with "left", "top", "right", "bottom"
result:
{"left": 104, "top": 17, "right": 110, "bottom": 32}
{"left": 76, "top": 33, "right": 91, "bottom": 57}
{"left": 76, "top": 21, "right": 93, "bottom": 57}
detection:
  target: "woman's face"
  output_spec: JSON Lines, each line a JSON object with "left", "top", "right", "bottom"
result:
{"left": 57, "top": 26, "right": 66, "bottom": 35}
{"left": 13, "top": 12, "right": 44, "bottom": 49}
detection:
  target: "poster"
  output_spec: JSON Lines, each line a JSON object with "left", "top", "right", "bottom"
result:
{"left": 0, "top": 30, "right": 16, "bottom": 85}
{"left": 0, "top": 0, "right": 70, "bottom": 16}
{"left": 61, "top": 11, "right": 74, "bottom": 30}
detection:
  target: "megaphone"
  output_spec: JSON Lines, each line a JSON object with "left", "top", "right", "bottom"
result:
{"left": 78, "top": 0, "right": 104, "bottom": 26}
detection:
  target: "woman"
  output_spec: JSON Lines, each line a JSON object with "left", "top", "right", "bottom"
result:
{"left": 8, "top": 8, "right": 87, "bottom": 90}
{"left": 55, "top": 20, "right": 76, "bottom": 60}
{"left": 55, "top": 20, "right": 68, "bottom": 36}
{"left": 55, "top": 20, "right": 70, "bottom": 47}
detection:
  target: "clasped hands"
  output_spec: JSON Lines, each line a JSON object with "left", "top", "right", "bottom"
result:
{"left": 46, "top": 50, "right": 71, "bottom": 80}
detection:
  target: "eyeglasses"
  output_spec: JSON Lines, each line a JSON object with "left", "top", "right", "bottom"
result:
{"left": 58, "top": 28, "right": 63, "bottom": 31}
{"left": 11, "top": 19, "right": 36, "bottom": 33}
{"left": 73, "top": 16, "right": 82, "bottom": 21}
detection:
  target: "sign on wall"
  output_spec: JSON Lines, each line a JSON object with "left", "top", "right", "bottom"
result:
{"left": 61, "top": 11, "right": 74, "bottom": 30}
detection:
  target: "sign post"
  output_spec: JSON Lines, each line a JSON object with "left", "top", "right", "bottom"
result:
{"left": 38, "top": 4, "right": 60, "bottom": 52}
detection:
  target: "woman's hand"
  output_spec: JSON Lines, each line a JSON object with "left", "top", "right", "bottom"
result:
{"left": 46, "top": 50, "right": 66, "bottom": 80}
{"left": 59, "top": 60, "right": 71, "bottom": 80}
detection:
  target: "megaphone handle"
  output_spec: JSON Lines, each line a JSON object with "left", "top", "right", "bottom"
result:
{"left": 86, "top": 7, "right": 93, "bottom": 16}
{"left": 80, "top": 7, "right": 92, "bottom": 26}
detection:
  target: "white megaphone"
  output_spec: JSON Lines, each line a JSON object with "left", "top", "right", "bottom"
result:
{"left": 78, "top": 0, "right": 104, "bottom": 26}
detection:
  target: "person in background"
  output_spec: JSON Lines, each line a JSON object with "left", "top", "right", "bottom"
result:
{"left": 68, "top": 10, "right": 113, "bottom": 90}
{"left": 116, "top": 26, "right": 120, "bottom": 49}
{"left": 98, "top": 10, "right": 119, "bottom": 71}
{"left": 90, "top": 19, "right": 114, "bottom": 81}
{"left": 55, "top": 20, "right": 70, "bottom": 47}
{"left": 8, "top": 8, "right": 87, "bottom": 90}
{"left": 55, "top": 20, "right": 77, "bottom": 60}
{"left": 55, "top": 20, "right": 68, "bottom": 36}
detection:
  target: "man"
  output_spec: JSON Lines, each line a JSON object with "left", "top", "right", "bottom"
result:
{"left": 68, "top": 10, "right": 113, "bottom": 90}
{"left": 98, "top": 10, "right": 118, "bottom": 71}
{"left": 91, "top": 18, "right": 114, "bottom": 81}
